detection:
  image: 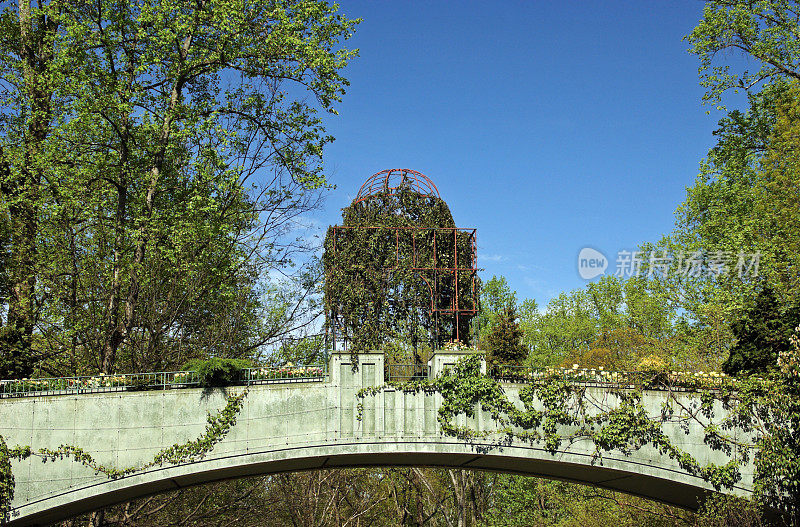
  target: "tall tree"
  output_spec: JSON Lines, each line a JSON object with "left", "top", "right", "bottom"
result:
{"left": 632, "top": 2, "right": 800, "bottom": 376}
{"left": 723, "top": 286, "right": 800, "bottom": 375}
{"left": 0, "top": 0, "right": 64, "bottom": 377}
{"left": 0, "top": 0, "right": 359, "bottom": 375}
{"left": 472, "top": 275, "right": 517, "bottom": 346}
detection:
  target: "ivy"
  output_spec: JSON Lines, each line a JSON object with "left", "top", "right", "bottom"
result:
{"left": 356, "top": 354, "right": 795, "bottom": 511}
{"left": 0, "top": 390, "right": 247, "bottom": 524}
{"left": 0, "top": 436, "right": 12, "bottom": 526}
{"left": 323, "top": 187, "right": 477, "bottom": 358}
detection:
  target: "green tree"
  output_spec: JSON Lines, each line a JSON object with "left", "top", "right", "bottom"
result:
{"left": 0, "top": 0, "right": 63, "bottom": 377}
{"left": 645, "top": 86, "right": 800, "bottom": 373}
{"left": 521, "top": 276, "right": 679, "bottom": 369}
{"left": 473, "top": 275, "right": 518, "bottom": 346}
{"left": 0, "top": 0, "right": 359, "bottom": 376}
{"left": 0, "top": 209, "right": 10, "bottom": 321}
{"left": 723, "top": 286, "right": 800, "bottom": 375}
{"left": 687, "top": 0, "right": 800, "bottom": 106}
{"left": 324, "top": 187, "right": 476, "bottom": 354}
{"left": 485, "top": 304, "right": 526, "bottom": 366}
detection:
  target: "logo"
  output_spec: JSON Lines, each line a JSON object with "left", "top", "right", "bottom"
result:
{"left": 578, "top": 247, "right": 608, "bottom": 280}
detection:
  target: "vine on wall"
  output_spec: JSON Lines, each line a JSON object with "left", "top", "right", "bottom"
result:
{"left": 0, "top": 390, "right": 247, "bottom": 524}
{"left": 358, "top": 353, "right": 799, "bottom": 520}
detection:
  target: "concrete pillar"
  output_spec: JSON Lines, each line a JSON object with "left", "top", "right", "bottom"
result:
{"left": 328, "top": 352, "right": 385, "bottom": 386}
{"left": 427, "top": 350, "right": 485, "bottom": 379}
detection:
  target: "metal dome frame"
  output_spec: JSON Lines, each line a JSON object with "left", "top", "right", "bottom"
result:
{"left": 353, "top": 168, "right": 441, "bottom": 204}
{"left": 327, "top": 169, "right": 478, "bottom": 350}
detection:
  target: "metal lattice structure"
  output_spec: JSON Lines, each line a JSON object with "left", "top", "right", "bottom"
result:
{"left": 354, "top": 168, "right": 440, "bottom": 204}
{"left": 326, "top": 169, "right": 478, "bottom": 351}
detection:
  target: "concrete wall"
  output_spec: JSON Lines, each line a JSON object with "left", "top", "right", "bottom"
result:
{"left": 0, "top": 352, "right": 753, "bottom": 526}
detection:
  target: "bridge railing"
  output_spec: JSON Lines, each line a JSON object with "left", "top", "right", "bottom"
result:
{"left": 0, "top": 371, "right": 202, "bottom": 398}
{"left": 385, "top": 363, "right": 428, "bottom": 383}
{"left": 489, "top": 364, "right": 729, "bottom": 390}
{"left": 242, "top": 365, "right": 326, "bottom": 385}
{"left": 0, "top": 364, "right": 327, "bottom": 398}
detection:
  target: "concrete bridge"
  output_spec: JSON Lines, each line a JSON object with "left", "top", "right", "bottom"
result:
{"left": 0, "top": 352, "right": 753, "bottom": 526}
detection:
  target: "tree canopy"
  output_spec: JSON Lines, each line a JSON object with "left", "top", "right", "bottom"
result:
{"left": 0, "top": 0, "right": 359, "bottom": 377}
{"left": 687, "top": 0, "right": 800, "bottom": 106}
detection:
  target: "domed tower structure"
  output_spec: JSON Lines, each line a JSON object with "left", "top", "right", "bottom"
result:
{"left": 323, "top": 169, "right": 478, "bottom": 358}
{"left": 353, "top": 168, "right": 441, "bottom": 204}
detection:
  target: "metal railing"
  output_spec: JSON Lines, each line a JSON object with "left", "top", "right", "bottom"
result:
{"left": 0, "top": 360, "right": 731, "bottom": 398}
{"left": 0, "top": 371, "right": 201, "bottom": 398}
{"left": 386, "top": 363, "right": 428, "bottom": 383}
{"left": 0, "top": 364, "right": 326, "bottom": 399}
{"left": 242, "top": 365, "right": 325, "bottom": 385}
{"left": 489, "top": 364, "right": 730, "bottom": 390}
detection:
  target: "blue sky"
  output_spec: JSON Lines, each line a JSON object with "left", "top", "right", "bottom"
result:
{"left": 312, "top": 1, "right": 739, "bottom": 308}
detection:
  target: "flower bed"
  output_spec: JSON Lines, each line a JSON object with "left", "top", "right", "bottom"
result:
{"left": 247, "top": 366, "right": 324, "bottom": 382}
{"left": 492, "top": 364, "right": 731, "bottom": 390}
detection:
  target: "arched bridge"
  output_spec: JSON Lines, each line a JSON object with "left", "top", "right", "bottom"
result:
{"left": 0, "top": 352, "right": 753, "bottom": 526}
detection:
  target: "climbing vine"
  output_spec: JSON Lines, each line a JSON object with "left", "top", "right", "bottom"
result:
{"left": 0, "top": 390, "right": 247, "bottom": 524}
{"left": 0, "top": 436, "right": 12, "bottom": 526}
{"left": 358, "top": 352, "right": 800, "bottom": 520}
{"left": 323, "top": 189, "right": 477, "bottom": 356}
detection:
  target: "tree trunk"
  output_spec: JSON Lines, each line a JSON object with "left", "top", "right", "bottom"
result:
{"left": 0, "top": 1, "right": 57, "bottom": 377}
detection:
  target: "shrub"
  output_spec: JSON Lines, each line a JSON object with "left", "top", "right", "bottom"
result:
{"left": 182, "top": 358, "right": 252, "bottom": 387}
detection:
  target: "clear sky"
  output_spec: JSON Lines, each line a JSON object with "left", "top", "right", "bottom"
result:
{"left": 313, "top": 0, "right": 735, "bottom": 308}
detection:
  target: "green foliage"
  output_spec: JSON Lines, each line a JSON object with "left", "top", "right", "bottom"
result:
{"left": 323, "top": 189, "right": 476, "bottom": 354}
{"left": 686, "top": 0, "right": 800, "bottom": 107}
{"left": 0, "top": 435, "right": 11, "bottom": 525}
{"left": 484, "top": 305, "right": 526, "bottom": 366}
{"left": 482, "top": 477, "right": 571, "bottom": 526}
{"left": 273, "top": 335, "right": 326, "bottom": 367}
{"left": 695, "top": 493, "right": 766, "bottom": 527}
{"left": 0, "top": 325, "right": 34, "bottom": 380}
{"left": 0, "top": 209, "right": 8, "bottom": 307}
{"left": 472, "top": 275, "right": 518, "bottom": 345}
{"left": 521, "top": 276, "right": 679, "bottom": 370}
{"left": 668, "top": 4, "right": 800, "bottom": 378}
{"left": 723, "top": 286, "right": 800, "bottom": 375}
{"left": 484, "top": 475, "right": 694, "bottom": 527}
{"left": 750, "top": 327, "right": 800, "bottom": 519}
{"left": 646, "top": 81, "right": 800, "bottom": 374}
{"left": 182, "top": 358, "right": 252, "bottom": 387}
{"left": 0, "top": 0, "right": 359, "bottom": 376}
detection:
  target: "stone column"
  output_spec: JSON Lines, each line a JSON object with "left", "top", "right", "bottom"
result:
{"left": 427, "top": 350, "right": 485, "bottom": 379}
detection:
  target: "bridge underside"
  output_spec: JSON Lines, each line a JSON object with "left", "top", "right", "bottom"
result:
{"left": 1, "top": 353, "right": 752, "bottom": 526}
{"left": 14, "top": 442, "right": 721, "bottom": 526}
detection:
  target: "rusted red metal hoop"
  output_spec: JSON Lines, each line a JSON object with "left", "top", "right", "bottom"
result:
{"left": 353, "top": 168, "right": 441, "bottom": 204}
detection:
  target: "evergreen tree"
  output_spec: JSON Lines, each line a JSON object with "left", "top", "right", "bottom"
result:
{"left": 723, "top": 287, "right": 800, "bottom": 375}
{"left": 485, "top": 305, "right": 526, "bottom": 366}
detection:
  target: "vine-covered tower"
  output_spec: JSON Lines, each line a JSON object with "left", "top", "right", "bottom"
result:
{"left": 323, "top": 169, "right": 478, "bottom": 358}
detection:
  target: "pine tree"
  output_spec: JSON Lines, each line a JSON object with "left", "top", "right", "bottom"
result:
{"left": 723, "top": 287, "right": 800, "bottom": 375}
{"left": 485, "top": 305, "right": 527, "bottom": 366}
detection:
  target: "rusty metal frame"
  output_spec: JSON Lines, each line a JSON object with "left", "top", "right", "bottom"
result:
{"left": 327, "top": 225, "right": 478, "bottom": 349}
{"left": 353, "top": 169, "right": 441, "bottom": 205}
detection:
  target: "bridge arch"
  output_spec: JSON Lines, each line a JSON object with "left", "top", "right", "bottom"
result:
{"left": 0, "top": 353, "right": 753, "bottom": 526}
